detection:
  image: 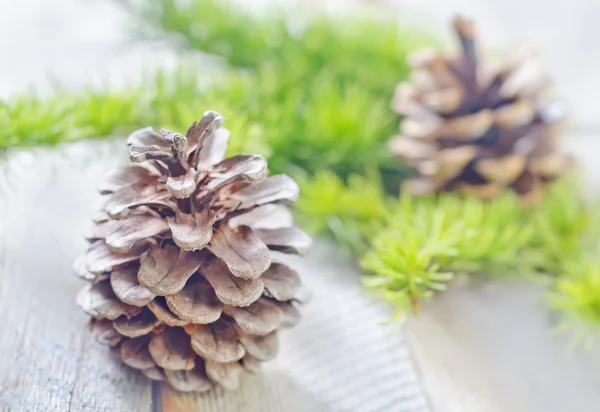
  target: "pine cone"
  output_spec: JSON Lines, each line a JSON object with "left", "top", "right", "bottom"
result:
{"left": 390, "top": 16, "right": 573, "bottom": 204}
{"left": 74, "top": 111, "right": 312, "bottom": 392}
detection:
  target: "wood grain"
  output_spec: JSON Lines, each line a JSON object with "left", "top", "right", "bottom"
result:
{"left": 0, "top": 143, "right": 152, "bottom": 412}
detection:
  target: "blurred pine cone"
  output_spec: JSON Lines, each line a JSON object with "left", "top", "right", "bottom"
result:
{"left": 74, "top": 111, "right": 311, "bottom": 392}
{"left": 390, "top": 16, "right": 573, "bottom": 204}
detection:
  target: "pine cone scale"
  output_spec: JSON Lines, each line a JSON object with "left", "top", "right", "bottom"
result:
{"left": 164, "top": 279, "right": 223, "bottom": 324}
{"left": 190, "top": 319, "right": 246, "bottom": 363}
{"left": 110, "top": 266, "right": 157, "bottom": 307}
{"left": 208, "top": 224, "right": 271, "bottom": 280}
{"left": 168, "top": 209, "right": 216, "bottom": 251}
{"left": 148, "top": 327, "right": 196, "bottom": 371}
{"left": 148, "top": 298, "right": 189, "bottom": 327}
{"left": 113, "top": 308, "right": 159, "bottom": 338}
{"left": 202, "top": 258, "right": 265, "bottom": 307}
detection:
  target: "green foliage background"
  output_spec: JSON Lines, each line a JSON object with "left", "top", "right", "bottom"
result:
{"left": 2, "top": 0, "right": 600, "bottom": 340}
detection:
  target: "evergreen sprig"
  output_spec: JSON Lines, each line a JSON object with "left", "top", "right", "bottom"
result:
{"left": 361, "top": 190, "right": 538, "bottom": 313}
{"left": 298, "top": 171, "right": 600, "bottom": 332}
{"left": 297, "top": 170, "right": 389, "bottom": 252}
{"left": 549, "top": 261, "right": 600, "bottom": 347}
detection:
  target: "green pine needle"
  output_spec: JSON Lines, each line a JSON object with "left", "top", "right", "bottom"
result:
{"left": 296, "top": 170, "right": 389, "bottom": 252}
{"left": 361, "top": 188, "right": 538, "bottom": 312}
{"left": 549, "top": 261, "right": 600, "bottom": 348}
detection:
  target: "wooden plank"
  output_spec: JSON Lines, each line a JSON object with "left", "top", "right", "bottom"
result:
{"left": 158, "top": 375, "right": 293, "bottom": 412}
{"left": 0, "top": 143, "right": 153, "bottom": 412}
{"left": 407, "top": 278, "right": 538, "bottom": 412}
{"left": 406, "top": 277, "right": 600, "bottom": 412}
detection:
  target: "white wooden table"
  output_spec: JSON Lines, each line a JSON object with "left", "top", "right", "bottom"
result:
{"left": 0, "top": 141, "right": 429, "bottom": 411}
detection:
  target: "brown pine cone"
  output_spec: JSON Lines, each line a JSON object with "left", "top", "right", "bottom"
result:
{"left": 74, "top": 111, "right": 311, "bottom": 392}
{"left": 390, "top": 16, "right": 573, "bottom": 205}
